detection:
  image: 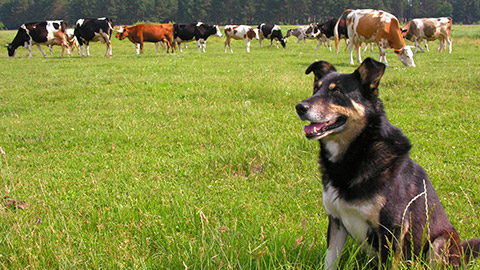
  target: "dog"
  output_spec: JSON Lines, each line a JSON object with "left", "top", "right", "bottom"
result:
{"left": 295, "top": 58, "right": 480, "bottom": 269}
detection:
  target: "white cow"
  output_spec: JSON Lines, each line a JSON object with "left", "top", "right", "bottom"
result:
{"left": 224, "top": 25, "right": 259, "bottom": 53}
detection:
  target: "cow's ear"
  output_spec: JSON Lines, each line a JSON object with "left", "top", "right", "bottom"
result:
{"left": 401, "top": 28, "right": 408, "bottom": 33}
{"left": 305, "top": 60, "right": 336, "bottom": 81}
{"left": 355, "top": 58, "right": 386, "bottom": 96}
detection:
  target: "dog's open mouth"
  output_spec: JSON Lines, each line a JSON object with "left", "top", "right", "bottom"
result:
{"left": 303, "top": 116, "right": 347, "bottom": 139}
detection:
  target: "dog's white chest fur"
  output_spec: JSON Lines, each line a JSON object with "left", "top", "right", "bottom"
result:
{"left": 323, "top": 184, "right": 385, "bottom": 244}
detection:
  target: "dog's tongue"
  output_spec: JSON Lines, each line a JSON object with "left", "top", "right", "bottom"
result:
{"left": 304, "top": 122, "right": 327, "bottom": 134}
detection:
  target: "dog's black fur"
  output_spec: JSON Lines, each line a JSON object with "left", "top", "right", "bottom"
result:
{"left": 296, "top": 58, "right": 480, "bottom": 269}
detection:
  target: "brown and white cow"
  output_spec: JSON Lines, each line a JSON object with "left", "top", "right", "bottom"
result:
{"left": 335, "top": 9, "right": 415, "bottom": 67}
{"left": 402, "top": 17, "right": 452, "bottom": 54}
{"left": 116, "top": 24, "right": 174, "bottom": 54}
{"left": 224, "top": 25, "right": 259, "bottom": 53}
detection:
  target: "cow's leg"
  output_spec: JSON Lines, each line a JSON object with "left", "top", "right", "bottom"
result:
{"left": 245, "top": 39, "right": 251, "bottom": 52}
{"left": 259, "top": 37, "right": 263, "bottom": 47}
{"left": 140, "top": 40, "right": 144, "bottom": 54}
{"left": 80, "top": 44, "right": 85, "bottom": 57}
{"left": 196, "top": 39, "right": 204, "bottom": 52}
{"left": 315, "top": 39, "right": 322, "bottom": 51}
{"left": 423, "top": 39, "right": 429, "bottom": 52}
{"left": 224, "top": 38, "right": 232, "bottom": 53}
{"left": 107, "top": 41, "right": 112, "bottom": 57}
{"left": 49, "top": 45, "right": 53, "bottom": 55}
{"left": 446, "top": 36, "right": 452, "bottom": 53}
{"left": 36, "top": 44, "right": 47, "bottom": 58}
{"left": 414, "top": 39, "right": 424, "bottom": 53}
{"left": 86, "top": 43, "right": 91, "bottom": 57}
{"left": 325, "top": 216, "right": 347, "bottom": 270}
{"left": 349, "top": 41, "right": 355, "bottom": 65}
{"left": 437, "top": 38, "right": 444, "bottom": 52}
{"left": 355, "top": 42, "right": 362, "bottom": 64}
{"left": 378, "top": 44, "right": 388, "bottom": 66}
{"left": 135, "top": 43, "right": 140, "bottom": 54}
{"left": 326, "top": 39, "right": 331, "bottom": 51}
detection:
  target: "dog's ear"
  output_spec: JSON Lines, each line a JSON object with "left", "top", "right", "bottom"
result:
{"left": 355, "top": 58, "right": 386, "bottom": 96}
{"left": 305, "top": 61, "right": 337, "bottom": 83}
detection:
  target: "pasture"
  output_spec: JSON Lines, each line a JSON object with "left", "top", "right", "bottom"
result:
{"left": 0, "top": 24, "right": 479, "bottom": 269}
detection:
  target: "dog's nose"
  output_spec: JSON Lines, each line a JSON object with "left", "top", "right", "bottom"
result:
{"left": 296, "top": 102, "right": 310, "bottom": 117}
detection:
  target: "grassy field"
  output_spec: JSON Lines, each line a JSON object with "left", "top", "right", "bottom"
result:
{"left": 0, "top": 24, "right": 479, "bottom": 269}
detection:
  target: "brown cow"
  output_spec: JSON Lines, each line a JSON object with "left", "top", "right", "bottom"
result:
{"left": 402, "top": 17, "right": 452, "bottom": 53}
{"left": 116, "top": 24, "right": 174, "bottom": 54}
{"left": 335, "top": 9, "right": 415, "bottom": 67}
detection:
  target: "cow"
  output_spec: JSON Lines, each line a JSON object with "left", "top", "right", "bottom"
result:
{"left": 116, "top": 24, "right": 174, "bottom": 54}
{"left": 48, "top": 28, "right": 80, "bottom": 56}
{"left": 402, "top": 17, "right": 452, "bottom": 54}
{"left": 65, "top": 28, "right": 80, "bottom": 55}
{"left": 335, "top": 9, "right": 415, "bottom": 67}
{"left": 224, "top": 25, "right": 259, "bottom": 53}
{"left": 173, "top": 22, "right": 222, "bottom": 52}
{"left": 316, "top": 18, "right": 349, "bottom": 52}
{"left": 6, "top": 20, "right": 70, "bottom": 58}
{"left": 74, "top": 17, "right": 114, "bottom": 57}
{"left": 284, "top": 25, "right": 318, "bottom": 45}
{"left": 258, "top": 23, "right": 286, "bottom": 48}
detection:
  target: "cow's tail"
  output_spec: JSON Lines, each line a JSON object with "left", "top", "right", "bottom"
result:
{"left": 334, "top": 9, "right": 352, "bottom": 53}
{"left": 462, "top": 238, "right": 480, "bottom": 264}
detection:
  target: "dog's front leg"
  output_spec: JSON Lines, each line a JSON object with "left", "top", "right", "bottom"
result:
{"left": 325, "top": 215, "right": 348, "bottom": 270}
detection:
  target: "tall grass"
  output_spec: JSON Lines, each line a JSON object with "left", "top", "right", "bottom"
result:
{"left": 0, "top": 25, "right": 479, "bottom": 269}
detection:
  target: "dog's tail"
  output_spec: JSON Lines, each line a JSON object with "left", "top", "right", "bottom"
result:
{"left": 462, "top": 238, "right": 480, "bottom": 264}
{"left": 334, "top": 9, "right": 352, "bottom": 53}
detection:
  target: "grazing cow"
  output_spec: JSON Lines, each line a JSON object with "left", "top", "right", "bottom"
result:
{"left": 74, "top": 17, "right": 114, "bottom": 57}
{"left": 317, "top": 18, "right": 349, "bottom": 52}
{"left": 258, "top": 23, "right": 286, "bottom": 48}
{"left": 284, "top": 24, "right": 318, "bottom": 45}
{"left": 116, "top": 24, "right": 174, "bottom": 54}
{"left": 48, "top": 28, "right": 80, "bottom": 56}
{"left": 6, "top": 20, "right": 70, "bottom": 58}
{"left": 402, "top": 17, "right": 452, "bottom": 54}
{"left": 336, "top": 9, "right": 415, "bottom": 67}
{"left": 224, "top": 25, "right": 259, "bottom": 53}
{"left": 173, "top": 22, "right": 222, "bottom": 52}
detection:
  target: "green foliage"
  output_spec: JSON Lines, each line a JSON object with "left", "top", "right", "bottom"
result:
{"left": 0, "top": 25, "right": 479, "bottom": 269}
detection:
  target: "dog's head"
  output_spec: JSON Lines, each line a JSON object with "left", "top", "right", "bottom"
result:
{"left": 296, "top": 58, "right": 386, "bottom": 144}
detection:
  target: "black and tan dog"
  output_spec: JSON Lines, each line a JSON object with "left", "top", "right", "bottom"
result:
{"left": 296, "top": 58, "right": 480, "bottom": 269}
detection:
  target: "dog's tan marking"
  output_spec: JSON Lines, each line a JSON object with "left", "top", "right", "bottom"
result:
{"left": 317, "top": 81, "right": 323, "bottom": 88}
{"left": 370, "top": 83, "right": 376, "bottom": 89}
{"left": 329, "top": 83, "right": 336, "bottom": 90}
{"left": 321, "top": 100, "right": 367, "bottom": 162}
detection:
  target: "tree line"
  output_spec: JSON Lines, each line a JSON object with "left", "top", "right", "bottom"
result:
{"left": 0, "top": 0, "right": 479, "bottom": 30}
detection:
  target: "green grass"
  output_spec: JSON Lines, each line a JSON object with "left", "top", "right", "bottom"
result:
{"left": 0, "top": 25, "right": 479, "bottom": 269}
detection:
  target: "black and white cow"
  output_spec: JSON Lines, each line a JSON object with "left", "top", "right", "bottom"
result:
{"left": 173, "top": 22, "right": 222, "bottom": 52}
{"left": 258, "top": 23, "right": 286, "bottom": 48}
{"left": 6, "top": 20, "right": 70, "bottom": 58}
{"left": 74, "top": 17, "right": 114, "bottom": 57}
{"left": 317, "top": 18, "right": 349, "bottom": 53}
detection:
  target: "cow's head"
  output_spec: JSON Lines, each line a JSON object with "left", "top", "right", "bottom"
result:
{"left": 305, "top": 24, "right": 320, "bottom": 38}
{"left": 115, "top": 26, "right": 128, "bottom": 40}
{"left": 5, "top": 43, "right": 16, "bottom": 57}
{"left": 285, "top": 29, "right": 293, "bottom": 38}
{"left": 280, "top": 37, "right": 287, "bottom": 48}
{"left": 395, "top": 46, "right": 415, "bottom": 67}
{"left": 253, "top": 28, "right": 260, "bottom": 40}
{"left": 213, "top": 25, "right": 222, "bottom": 38}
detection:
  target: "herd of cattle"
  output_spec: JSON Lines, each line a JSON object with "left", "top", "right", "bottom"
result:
{"left": 5, "top": 9, "right": 453, "bottom": 67}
